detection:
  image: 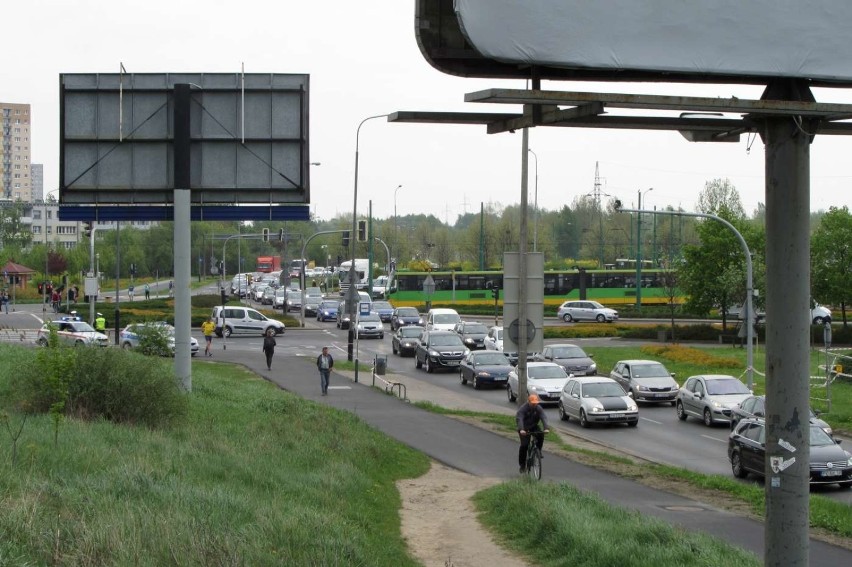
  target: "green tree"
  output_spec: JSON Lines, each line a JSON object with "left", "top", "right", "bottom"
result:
{"left": 811, "top": 206, "right": 852, "bottom": 326}
{"left": 0, "top": 202, "right": 33, "bottom": 249}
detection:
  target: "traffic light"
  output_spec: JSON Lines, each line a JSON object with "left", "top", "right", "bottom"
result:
{"left": 278, "top": 228, "right": 285, "bottom": 242}
{"left": 357, "top": 220, "right": 368, "bottom": 242}
{"left": 342, "top": 231, "right": 350, "bottom": 247}
{"left": 336, "top": 255, "right": 342, "bottom": 268}
{"left": 262, "top": 228, "right": 270, "bottom": 242}
{"left": 83, "top": 221, "right": 93, "bottom": 238}
{"left": 492, "top": 287, "right": 500, "bottom": 300}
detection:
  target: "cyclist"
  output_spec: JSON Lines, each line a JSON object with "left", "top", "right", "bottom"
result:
{"left": 516, "top": 394, "right": 549, "bottom": 474}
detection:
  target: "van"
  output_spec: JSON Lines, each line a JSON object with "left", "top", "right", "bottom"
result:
{"left": 425, "top": 308, "right": 461, "bottom": 331}
{"left": 210, "top": 306, "right": 286, "bottom": 338}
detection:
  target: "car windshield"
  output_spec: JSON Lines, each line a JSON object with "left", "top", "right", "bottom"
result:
{"left": 582, "top": 382, "right": 626, "bottom": 398}
{"left": 474, "top": 353, "right": 510, "bottom": 365}
{"left": 632, "top": 363, "right": 671, "bottom": 379}
{"left": 810, "top": 424, "right": 836, "bottom": 447}
{"left": 400, "top": 327, "right": 423, "bottom": 337}
{"left": 373, "top": 302, "right": 392, "bottom": 310}
{"left": 430, "top": 335, "right": 464, "bottom": 347}
{"left": 463, "top": 323, "right": 488, "bottom": 334}
{"left": 434, "top": 314, "right": 460, "bottom": 324}
{"left": 320, "top": 301, "right": 337, "bottom": 309}
{"left": 529, "top": 365, "right": 568, "bottom": 379}
{"left": 495, "top": 329, "right": 504, "bottom": 340}
{"left": 397, "top": 308, "right": 418, "bottom": 317}
{"left": 360, "top": 314, "right": 380, "bottom": 322}
{"left": 551, "top": 346, "right": 586, "bottom": 358}
{"left": 705, "top": 378, "right": 750, "bottom": 395}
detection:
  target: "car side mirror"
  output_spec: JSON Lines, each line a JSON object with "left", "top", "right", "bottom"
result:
{"left": 755, "top": 411, "right": 764, "bottom": 417}
{"left": 696, "top": 392, "right": 704, "bottom": 399}
{"left": 572, "top": 393, "right": 580, "bottom": 399}
{"left": 627, "top": 391, "right": 634, "bottom": 398}
{"left": 836, "top": 439, "right": 843, "bottom": 445}
{"left": 670, "top": 372, "right": 676, "bottom": 378}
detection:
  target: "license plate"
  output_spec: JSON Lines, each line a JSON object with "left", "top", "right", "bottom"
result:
{"left": 822, "top": 470, "right": 842, "bottom": 477}
{"left": 446, "top": 361, "right": 460, "bottom": 366}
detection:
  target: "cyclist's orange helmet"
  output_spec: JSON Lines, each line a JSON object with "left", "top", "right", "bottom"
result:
{"left": 528, "top": 394, "right": 540, "bottom": 404}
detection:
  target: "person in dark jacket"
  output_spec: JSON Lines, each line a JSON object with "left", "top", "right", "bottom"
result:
{"left": 516, "top": 394, "right": 549, "bottom": 473}
{"left": 316, "top": 346, "right": 334, "bottom": 395}
{"left": 262, "top": 334, "right": 276, "bottom": 371}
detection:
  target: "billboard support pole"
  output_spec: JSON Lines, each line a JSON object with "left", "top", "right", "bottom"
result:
{"left": 174, "top": 83, "right": 192, "bottom": 392}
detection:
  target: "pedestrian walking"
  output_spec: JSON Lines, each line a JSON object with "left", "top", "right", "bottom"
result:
{"left": 1, "top": 290, "right": 9, "bottom": 314}
{"left": 168, "top": 280, "right": 174, "bottom": 298}
{"left": 262, "top": 334, "right": 276, "bottom": 370}
{"left": 316, "top": 346, "right": 334, "bottom": 395}
{"left": 201, "top": 317, "right": 216, "bottom": 356}
{"left": 144, "top": 283, "right": 150, "bottom": 300}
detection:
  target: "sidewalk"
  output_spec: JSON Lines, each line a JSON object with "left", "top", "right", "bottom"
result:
{"left": 254, "top": 354, "right": 851, "bottom": 565}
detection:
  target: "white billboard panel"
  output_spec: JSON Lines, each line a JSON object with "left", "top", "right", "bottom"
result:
{"left": 455, "top": 0, "right": 852, "bottom": 83}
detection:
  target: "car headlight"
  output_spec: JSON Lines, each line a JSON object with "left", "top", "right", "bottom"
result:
{"left": 589, "top": 363, "right": 597, "bottom": 372}
{"left": 429, "top": 350, "right": 440, "bottom": 357}
{"left": 464, "top": 348, "right": 471, "bottom": 356}
{"left": 637, "top": 384, "right": 649, "bottom": 391}
{"left": 846, "top": 453, "right": 852, "bottom": 467}
{"left": 823, "top": 426, "right": 833, "bottom": 436}
{"left": 712, "top": 401, "right": 724, "bottom": 409}
{"left": 590, "top": 405, "right": 605, "bottom": 413}
{"left": 464, "top": 338, "right": 474, "bottom": 345}
{"left": 627, "top": 404, "right": 638, "bottom": 412}
{"left": 476, "top": 371, "right": 492, "bottom": 378}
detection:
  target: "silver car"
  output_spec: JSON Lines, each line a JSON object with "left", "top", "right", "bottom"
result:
{"left": 558, "top": 376, "right": 639, "bottom": 428}
{"left": 557, "top": 300, "right": 619, "bottom": 323}
{"left": 506, "top": 362, "right": 570, "bottom": 405}
{"left": 676, "top": 374, "right": 752, "bottom": 427}
{"left": 535, "top": 343, "right": 596, "bottom": 375}
{"left": 610, "top": 359, "right": 679, "bottom": 405}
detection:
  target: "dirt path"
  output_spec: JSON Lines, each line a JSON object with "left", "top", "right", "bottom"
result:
{"left": 398, "top": 461, "right": 531, "bottom": 567}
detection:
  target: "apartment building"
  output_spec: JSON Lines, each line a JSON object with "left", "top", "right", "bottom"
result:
{"left": 1, "top": 103, "right": 32, "bottom": 202}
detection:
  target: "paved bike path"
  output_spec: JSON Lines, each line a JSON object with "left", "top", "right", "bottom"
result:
{"left": 228, "top": 351, "right": 851, "bottom": 565}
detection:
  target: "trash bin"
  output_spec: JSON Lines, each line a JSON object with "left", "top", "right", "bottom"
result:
{"left": 374, "top": 355, "right": 387, "bottom": 376}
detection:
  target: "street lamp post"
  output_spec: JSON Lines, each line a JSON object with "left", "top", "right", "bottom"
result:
{"left": 636, "top": 187, "right": 653, "bottom": 307}
{"left": 528, "top": 149, "right": 539, "bottom": 252}
{"left": 351, "top": 113, "right": 389, "bottom": 374}
{"left": 393, "top": 184, "right": 403, "bottom": 268}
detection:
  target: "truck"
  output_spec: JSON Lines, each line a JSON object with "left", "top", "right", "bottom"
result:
{"left": 338, "top": 259, "right": 370, "bottom": 297}
{"left": 256, "top": 256, "right": 281, "bottom": 273}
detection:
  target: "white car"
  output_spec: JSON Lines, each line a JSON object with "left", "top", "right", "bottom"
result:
{"left": 119, "top": 322, "right": 199, "bottom": 356}
{"left": 37, "top": 320, "right": 110, "bottom": 347}
{"left": 558, "top": 376, "right": 639, "bottom": 427}
{"left": 557, "top": 300, "right": 619, "bottom": 323}
{"left": 506, "top": 362, "right": 570, "bottom": 405}
{"left": 210, "top": 306, "right": 286, "bottom": 338}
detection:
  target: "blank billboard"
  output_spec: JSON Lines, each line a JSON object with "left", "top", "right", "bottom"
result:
{"left": 60, "top": 73, "right": 310, "bottom": 205}
{"left": 454, "top": 0, "right": 852, "bottom": 84}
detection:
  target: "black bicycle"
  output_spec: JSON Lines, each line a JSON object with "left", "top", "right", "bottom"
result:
{"left": 522, "top": 429, "right": 547, "bottom": 480}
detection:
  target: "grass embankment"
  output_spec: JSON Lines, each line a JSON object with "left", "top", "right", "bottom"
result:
{"left": 0, "top": 347, "right": 429, "bottom": 566}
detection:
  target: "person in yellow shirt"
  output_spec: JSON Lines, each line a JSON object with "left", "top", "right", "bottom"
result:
{"left": 201, "top": 317, "right": 216, "bottom": 357}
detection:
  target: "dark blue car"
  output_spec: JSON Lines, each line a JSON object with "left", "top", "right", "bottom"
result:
{"left": 316, "top": 300, "right": 339, "bottom": 322}
{"left": 372, "top": 300, "right": 395, "bottom": 323}
{"left": 391, "top": 307, "right": 421, "bottom": 331}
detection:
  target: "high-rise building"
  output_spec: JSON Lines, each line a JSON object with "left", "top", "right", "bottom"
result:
{"left": 31, "top": 163, "right": 43, "bottom": 202}
{"left": 1, "top": 103, "right": 32, "bottom": 202}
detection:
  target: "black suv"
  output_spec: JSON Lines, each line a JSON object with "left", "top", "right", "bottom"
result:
{"left": 414, "top": 330, "right": 468, "bottom": 373}
{"left": 453, "top": 321, "right": 489, "bottom": 350}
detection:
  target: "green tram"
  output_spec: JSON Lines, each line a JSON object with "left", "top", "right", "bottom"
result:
{"left": 388, "top": 269, "right": 675, "bottom": 308}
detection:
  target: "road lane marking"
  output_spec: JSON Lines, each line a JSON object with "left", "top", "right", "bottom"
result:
{"left": 701, "top": 434, "right": 727, "bottom": 444}
{"left": 640, "top": 417, "right": 663, "bottom": 424}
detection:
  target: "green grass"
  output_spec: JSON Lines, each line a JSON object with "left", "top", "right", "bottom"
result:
{"left": 584, "top": 344, "right": 852, "bottom": 434}
{"left": 0, "top": 354, "right": 430, "bottom": 566}
{"left": 474, "top": 481, "right": 761, "bottom": 567}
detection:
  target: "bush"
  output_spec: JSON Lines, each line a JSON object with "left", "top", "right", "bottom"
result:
{"left": 13, "top": 346, "right": 187, "bottom": 428}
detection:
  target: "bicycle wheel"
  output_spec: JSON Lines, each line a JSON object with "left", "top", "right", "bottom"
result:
{"left": 527, "top": 447, "right": 542, "bottom": 480}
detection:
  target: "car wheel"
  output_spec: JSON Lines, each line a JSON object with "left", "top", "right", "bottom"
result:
{"left": 558, "top": 402, "right": 569, "bottom": 421}
{"left": 579, "top": 410, "right": 590, "bottom": 428}
{"left": 122, "top": 342, "right": 132, "bottom": 350}
{"left": 426, "top": 358, "right": 433, "bottom": 373}
{"left": 473, "top": 376, "right": 480, "bottom": 390}
{"left": 379, "top": 333, "right": 384, "bottom": 339}
{"left": 596, "top": 314, "right": 606, "bottom": 323}
{"left": 703, "top": 408, "right": 714, "bottom": 427}
{"left": 507, "top": 384, "right": 517, "bottom": 403}
{"left": 676, "top": 401, "right": 687, "bottom": 421}
{"left": 731, "top": 451, "right": 748, "bottom": 478}
{"left": 460, "top": 371, "right": 467, "bottom": 385}
{"left": 670, "top": 400, "right": 677, "bottom": 407}
{"left": 415, "top": 355, "right": 422, "bottom": 369}
{"left": 223, "top": 326, "right": 232, "bottom": 338}
{"left": 562, "top": 313, "right": 573, "bottom": 323}
{"left": 813, "top": 316, "right": 825, "bottom": 325}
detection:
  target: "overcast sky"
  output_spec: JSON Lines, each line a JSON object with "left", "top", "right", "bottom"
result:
{"left": 4, "top": 0, "right": 852, "bottom": 224}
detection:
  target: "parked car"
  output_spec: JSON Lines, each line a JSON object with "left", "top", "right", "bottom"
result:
{"left": 355, "top": 312, "right": 384, "bottom": 339}
{"left": 535, "top": 343, "right": 597, "bottom": 376}
{"left": 453, "top": 321, "right": 489, "bottom": 350}
{"left": 210, "top": 306, "right": 285, "bottom": 338}
{"left": 558, "top": 376, "right": 639, "bottom": 428}
{"left": 391, "top": 307, "right": 421, "bottom": 331}
{"left": 414, "top": 330, "right": 469, "bottom": 373}
{"left": 675, "top": 374, "right": 752, "bottom": 426}
{"left": 728, "top": 419, "right": 852, "bottom": 487}
{"left": 507, "top": 362, "right": 570, "bottom": 405}
{"left": 316, "top": 300, "right": 339, "bottom": 322}
{"left": 557, "top": 300, "right": 619, "bottom": 323}
{"left": 609, "top": 359, "right": 679, "bottom": 405}
{"left": 36, "top": 320, "right": 110, "bottom": 347}
{"left": 729, "top": 395, "right": 833, "bottom": 436}
{"left": 371, "top": 300, "right": 395, "bottom": 322}
{"left": 119, "top": 322, "right": 199, "bottom": 356}
{"left": 304, "top": 295, "right": 323, "bottom": 317}
{"left": 392, "top": 325, "right": 424, "bottom": 356}
{"left": 459, "top": 350, "right": 513, "bottom": 390}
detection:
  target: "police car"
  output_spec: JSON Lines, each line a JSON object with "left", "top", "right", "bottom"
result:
{"left": 36, "top": 320, "right": 110, "bottom": 347}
